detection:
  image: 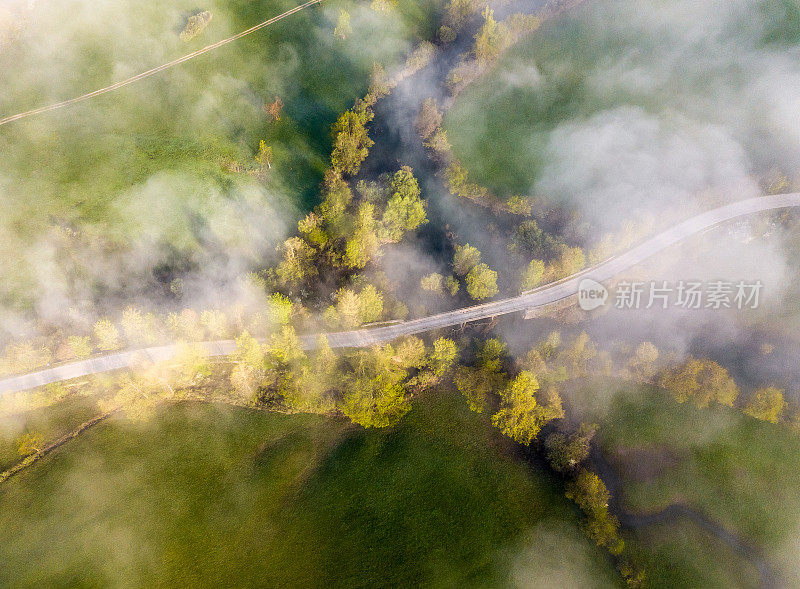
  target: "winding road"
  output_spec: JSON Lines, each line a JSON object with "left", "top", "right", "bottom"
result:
{"left": 2, "top": 192, "right": 799, "bottom": 396}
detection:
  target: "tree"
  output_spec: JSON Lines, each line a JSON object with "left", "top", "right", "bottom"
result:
{"left": 120, "top": 307, "right": 160, "bottom": 346}
{"left": 256, "top": 140, "right": 273, "bottom": 171}
{"left": 465, "top": 263, "right": 498, "bottom": 300}
{"left": 453, "top": 243, "right": 481, "bottom": 275}
{"left": 380, "top": 166, "right": 427, "bottom": 242}
{"left": 358, "top": 284, "right": 384, "bottom": 324}
{"left": 369, "top": 62, "right": 393, "bottom": 98}
{"left": 545, "top": 423, "right": 597, "bottom": 473}
{"left": 395, "top": 337, "right": 427, "bottom": 369}
{"left": 555, "top": 332, "right": 597, "bottom": 378}
{"left": 329, "top": 285, "right": 384, "bottom": 329}
{"left": 319, "top": 168, "right": 354, "bottom": 233}
{"left": 744, "top": 386, "right": 786, "bottom": 423}
{"left": 420, "top": 272, "right": 444, "bottom": 294}
{"left": 520, "top": 259, "right": 545, "bottom": 291}
{"left": 628, "top": 341, "right": 659, "bottom": 381}
{"left": 455, "top": 338, "right": 506, "bottom": 412}
{"left": 657, "top": 357, "right": 739, "bottom": 408}
{"left": 94, "top": 318, "right": 120, "bottom": 351}
{"left": 423, "top": 128, "right": 451, "bottom": 154}
{"left": 430, "top": 337, "right": 458, "bottom": 376}
{"left": 511, "top": 220, "right": 553, "bottom": 255}
{"left": 444, "top": 275, "right": 460, "bottom": 296}
{"left": 264, "top": 96, "right": 284, "bottom": 121}
{"left": 491, "top": 371, "right": 563, "bottom": 444}
{"left": 167, "top": 309, "right": 204, "bottom": 342}
{"left": 416, "top": 98, "right": 443, "bottom": 140}
{"left": 230, "top": 331, "right": 266, "bottom": 402}
{"left": 275, "top": 236, "right": 316, "bottom": 288}
{"left": 565, "top": 469, "right": 624, "bottom": 555}
{"left": 340, "top": 346, "right": 411, "bottom": 427}
{"left": 548, "top": 245, "right": 586, "bottom": 280}
{"left": 67, "top": 335, "right": 92, "bottom": 359}
{"left": 200, "top": 310, "right": 228, "bottom": 338}
{"left": 345, "top": 202, "right": 379, "bottom": 268}
{"left": 474, "top": 7, "right": 508, "bottom": 61}
{"left": 267, "top": 293, "right": 293, "bottom": 325}
{"left": 330, "top": 106, "right": 374, "bottom": 175}
{"left": 16, "top": 432, "right": 43, "bottom": 456}
{"left": 180, "top": 11, "right": 212, "bottom": 41}
{"left": 334, "top": 10, "right": 351, "bottom": 40}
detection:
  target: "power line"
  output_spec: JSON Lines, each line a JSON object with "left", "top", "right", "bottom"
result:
{"left": 0, "top": 0, "right": 323, "bottom": 127}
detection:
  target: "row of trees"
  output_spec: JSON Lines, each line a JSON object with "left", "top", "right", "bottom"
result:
{"left": 228, "top": 329, "right": 458, "bottom": 427}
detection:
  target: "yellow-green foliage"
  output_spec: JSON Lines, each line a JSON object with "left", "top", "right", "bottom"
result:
{"left": 520, "top": 259, "right": 545, "bottom": 291}
{"left": 66, "top": 335, "right": 92, "bottom": 359}
{"left": 330, "top": 105, "right": 374, "bottom": 175}
{"left": 465, "top": 263, "right": 498, "bottom": 300}
{"left": 744, "top": 386, "right": 786, "bottom": 423}
{"left": 658, "top": 357, "right": 740, "bottom": 408}
{"left": 180, "top": 11, "right": 212, "bottom": 41}
{"left": 565, "top": 469, "right": 625, "bottom": 555}
{"left": 16, "top": 432, "right": 43, "bottom": 457}
{"left": 93, "top": 318, "right": 120, "bottom": 351}
{"left": 491, "top": 371, "right": 563, "bottom": 444}
{"left": 340, "top": 345, "right": 411, "bottom": 428}
{"left": 0, "top": 342, "right": 52, "bottom": 377}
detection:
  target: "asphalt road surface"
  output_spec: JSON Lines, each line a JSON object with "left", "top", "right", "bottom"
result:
{"left": 2, "top": 193, "right": 799, "bottom": 395}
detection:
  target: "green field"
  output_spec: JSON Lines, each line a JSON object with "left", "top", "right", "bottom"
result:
{"left": 0, "top": 0, "right": 437, "bottom": 316}
{"left": 624, "top": 519, "right": 761, "bottom": 589}
{"left": 563, "top": 377, "right": 800, "bottom": 586}
{"left": 0, "top": 392, "right": 620, "bottom": 587}
{"left": 444, "top": 0, "right": 800, "bottom": 208}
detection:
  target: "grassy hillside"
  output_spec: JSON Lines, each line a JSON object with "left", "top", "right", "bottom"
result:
{"left": 0, "top": 0, "right": 438, "bottom": 318}
{"left": 0, "top": 392, "right": 620, "bottom": 587}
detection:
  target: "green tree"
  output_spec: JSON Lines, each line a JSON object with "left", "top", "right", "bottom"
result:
{"left": 334, "top": 10, "right": 351, "bottom": 40}
{"left": 744, "top": 386, "right": 786, "bottom": 423}
{"left": 267, "top": 293, "right": 294, "bottom": 325}
{"left": 444, "top": 275, "right": 460, "bottom": 296}
{"left": 16, "top": 432, "right": 43, "bottom": 456}
{"left": 340, "top": 345, "right": 411, "bottom": 427}
{"left": 453, "top": 243, "right": 481, "bottom": 275}
{"left": 455, "top": 338, "right": 506, "bottom": 412}
{"left": 330, "top": 106, "right": 374, "bottom": 175}
{"left": 380, "top": 167, "right": 427, "bottom": 242}
{"left": 420, "top": 272, "right": 444, "bottom": 294}
{"left": 465, "top": 263, "right": 498, "bottom": 300}
{"left": 275, "top": 236, "right": 317, "bottom": 287}
{"left": 628, "top": 341, "right": 659, "bottom": 381}
{"left": 345, "top": 202, "right": 379, "bottom": 268}
{"left": 395, "top": 337, "right": 427, "bottom": 369}
{"left": 93, "top": 318, "right": 120, "bottom": 351}
{"left": 548, "top": 245, "right": 586, "bottom": 280}
{"left": 430, "top": 337, "right": 458, "bottom": 376}
{"left": 416, "top": 98, "right": 443, "bottom": 140}
{"left": 474, "top": 6, "right": 509, "bottom": 61}
{"left": 255, "top": 140, "right": 273, "bottom": 171}
{"left": 230, "top": 331, "right": 266, "bottom": 402}
{"left": 319, "top": 169, "right": 354, "bottom": 234}
{"left": 67, "top": 335, "right": 92, "bottom": 359}
{"left": 520, "top": 259, "right": 545, "bottom": 291}
{"left": 545, "top": 423, "right": 597, "bottom": 473}
{"left": 565, "top": 469, "right": 624, "bottom": 555}
{"left": 658, "top": 357, "right": 739, "bottom": 408}
{"left": 200, "top": 310, "right": 228, "bottom": 338}
{"left": 491, "top": 371, "right": 563, "bottom": 444}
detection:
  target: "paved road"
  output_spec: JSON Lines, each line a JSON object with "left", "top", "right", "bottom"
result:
{"left": 2, "top": 193, "right": 799, "bottom": 395}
